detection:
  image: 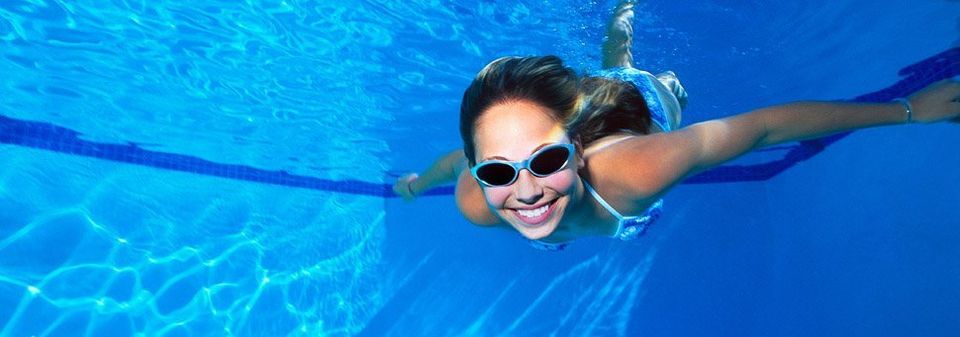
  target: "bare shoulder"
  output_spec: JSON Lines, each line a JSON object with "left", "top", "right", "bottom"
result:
{"left": 584, "top": 131, "right": 697, "bottom": 202}
{"left": 454, "top": 169, "right": 502, "bottom": 226}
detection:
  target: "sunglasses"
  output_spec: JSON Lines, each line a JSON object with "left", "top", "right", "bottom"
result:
{"left": 471, "top": 143, "right": 576, "bottom": 187}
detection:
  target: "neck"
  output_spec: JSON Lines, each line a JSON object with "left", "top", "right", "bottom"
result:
{"left": 546, "top": 175, "right": 617, "bottom": 241}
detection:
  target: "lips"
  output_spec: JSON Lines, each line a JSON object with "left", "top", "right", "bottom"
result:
{"left": 511, "top": 199, "right": 558, "bottom": 227}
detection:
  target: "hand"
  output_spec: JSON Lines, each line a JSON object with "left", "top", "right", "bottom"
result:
{"left": 392, "top": 173, "right": 419, "bottom": 201}
{"left": 906, "top": 79, "right": 960, "bottom": 123}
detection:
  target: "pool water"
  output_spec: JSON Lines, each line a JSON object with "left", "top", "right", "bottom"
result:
{"left": 1, "top": 0, "right": 959, "bottom": 336}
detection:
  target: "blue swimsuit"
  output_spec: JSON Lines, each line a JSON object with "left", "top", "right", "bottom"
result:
{"left": 594, "top": 67, "right": 672, "bottom": 132}
{"left": 527, "top": 67, "right": 672, "bottom": 251}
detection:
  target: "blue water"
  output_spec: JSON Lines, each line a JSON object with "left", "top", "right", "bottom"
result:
{"left": 1, "top": 0, "right": 959, "bottom": 336}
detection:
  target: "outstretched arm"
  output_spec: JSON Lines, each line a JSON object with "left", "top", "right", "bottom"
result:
{"left": 393, "top": 149, "right": 501, "bottom": 225}
{"left": 393, "top": 149, "right": 467, "bottom": 200}
{"left": 691, "top": 80, "right": 959, "bottom": 169}
{"left": 610, "top": 80, "right": 960, "bottom": 197}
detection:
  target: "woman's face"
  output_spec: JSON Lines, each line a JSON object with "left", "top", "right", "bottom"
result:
{"left": 472, "top": 99, "right": 584, "bottom": 240}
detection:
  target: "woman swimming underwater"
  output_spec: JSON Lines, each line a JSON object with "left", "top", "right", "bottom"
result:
{"left": 394, "top": 1, "right": 960, "bottom": 251}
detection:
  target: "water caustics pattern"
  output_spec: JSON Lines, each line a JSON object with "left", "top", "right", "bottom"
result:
{"left": 0, "top": 147, "right": 389, "bottom": 336}
{"left": 0, "top": 0, "right": 404, "bottom": 181}
{"left": 0, "top": 2, "right": 634, "bottom": 334}
{"left": 0, "top": 2, "right": 683, "bottom": 334}
{"left": 0, "top": 0, "right": 408, "bottom": 335}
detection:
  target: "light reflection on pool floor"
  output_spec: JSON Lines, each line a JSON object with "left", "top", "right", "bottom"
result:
{"left": 0, "top": 148, "right": 387, "bottom": 336}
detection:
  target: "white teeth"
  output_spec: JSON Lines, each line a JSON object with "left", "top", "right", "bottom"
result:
{"left": 517, "top": 204, "right": 549, "bottom": 218}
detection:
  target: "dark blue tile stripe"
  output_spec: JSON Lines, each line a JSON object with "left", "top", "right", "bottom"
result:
{"left": 0, "top": 116, "right": 391, "bottom": 197}
{"left": 0, "top": 48, "right": 957, "bottom": 197}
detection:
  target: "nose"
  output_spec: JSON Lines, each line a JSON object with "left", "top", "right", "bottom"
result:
{"left": 513, "top": 169, "right": 543, "bottom": 205}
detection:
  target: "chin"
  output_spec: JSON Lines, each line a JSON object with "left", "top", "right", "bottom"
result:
{"left": 507, "top": 223, "right": 556, "bottom": 240}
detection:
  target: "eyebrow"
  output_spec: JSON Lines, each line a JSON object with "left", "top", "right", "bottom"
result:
{"left": 481, "top": 142, "right": 553, "bottom": 162}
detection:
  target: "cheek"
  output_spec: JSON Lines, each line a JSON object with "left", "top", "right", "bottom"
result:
{"left": 542, "top": 169, "right": 577, "bottom": 193}
{"left": 483, "top": 186, "right": 512, "bottom": 207}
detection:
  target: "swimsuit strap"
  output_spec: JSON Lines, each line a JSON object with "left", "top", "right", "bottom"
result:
{"left": 583, "top": 177, "right": 664, "bottom": 240}
{"left": 525, "top": 178, "right": 619, "bottom": 252}
{"left": 581, "top": 178, "right": 625, "bottom": 221}
{"left": 613, "top": 199, "right": 663, "bottom": 240}
{"left": 527, "top": 177, "right": 664, "bottom": 251}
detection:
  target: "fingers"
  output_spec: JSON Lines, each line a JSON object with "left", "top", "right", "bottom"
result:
{"left": 938, "top": 78, "right": 960, "bottom": 96}
{"left": 935, "top": 80, "right": 960, "bottom": 121}
{"left": 392, "top": 173, "right": 419, "bottom": 201}
{"left": 952, "top": 79, "right": 960, "bottom": 102}
{"left": 907, "top": 79, "right": 960, "bottom": 123}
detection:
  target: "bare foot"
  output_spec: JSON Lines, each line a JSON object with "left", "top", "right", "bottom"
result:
{"left": 607, "top": 1, "right": 634, "bottom": 46}
{"left": 602, "top": 1, "right": 636, "bottom": 69}
{"left": 656, "top": 70, "right": 688, "bottom": 110}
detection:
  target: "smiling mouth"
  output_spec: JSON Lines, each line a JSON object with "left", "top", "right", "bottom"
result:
{"left": 511, "top": 199, "right": 559, "bottom": 227}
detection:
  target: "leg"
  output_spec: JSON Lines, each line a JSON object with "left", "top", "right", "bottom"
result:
{"left": 602, "top": 0, "right": 635, "bottom": 69}
{"left": 656, "top": 71, "right": 687, "bottom": 109}
{"left": 655, "top": 71, "right": 687, "bottom": 129}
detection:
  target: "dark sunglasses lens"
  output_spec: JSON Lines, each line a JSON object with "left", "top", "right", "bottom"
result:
{"left": 530, "top": 146, "right": 570, "bottom": 176}
{"left": 476, "top": 163, "right": 517, "bottom": 186}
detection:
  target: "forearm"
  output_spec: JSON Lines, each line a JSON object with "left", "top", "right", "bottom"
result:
{"left": 687, "top": 101, "right": 908, "bottom": 171}
{"left": 667, "top": 80, "right": 958, "bottom": 188}
{"left": 409, "top": 149, "right": 467, "bottom": 195}
{"left": 757, "top": 101, "right": 908, "bottom": 147}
